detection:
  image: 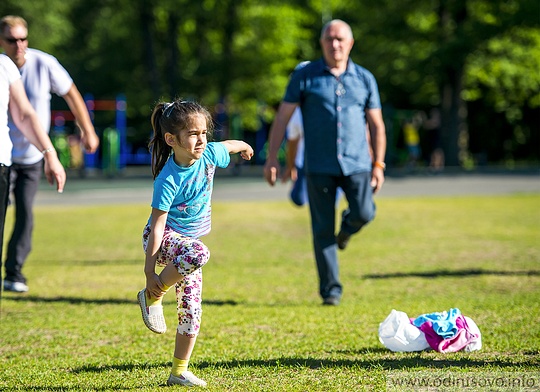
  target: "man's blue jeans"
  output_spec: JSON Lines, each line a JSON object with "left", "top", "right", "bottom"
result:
{"left": 306, "top": 171, "right": 376, "bottom": 300}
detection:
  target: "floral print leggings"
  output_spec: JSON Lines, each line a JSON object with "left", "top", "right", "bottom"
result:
{"left": 143, "top": 225, "right": 210, "bottom": 337}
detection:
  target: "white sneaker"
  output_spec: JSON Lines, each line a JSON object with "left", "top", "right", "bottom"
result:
{"left": 3, "top": 280, "right": 29, "bottom": 293}
{"left": 167, "top": 371, "right": 207, "bottom": 387}
{"left": 137, "top": 289, "right": 167, "bottom": 334}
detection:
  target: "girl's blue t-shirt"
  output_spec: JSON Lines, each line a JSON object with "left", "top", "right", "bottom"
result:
{"left": 149, "top": 142, "right": 230, "bottom": 238}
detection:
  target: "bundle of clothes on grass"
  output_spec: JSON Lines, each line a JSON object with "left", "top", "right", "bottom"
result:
{"left": 378, "top": 308, "right": 482, "bottom": 353}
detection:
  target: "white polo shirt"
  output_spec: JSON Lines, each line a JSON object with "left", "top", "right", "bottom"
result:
{"left": 0, "top": 54, "right": 21, "bottom": 166}
{"left": 9, "top": 48, "right": 73, "bottom": 165}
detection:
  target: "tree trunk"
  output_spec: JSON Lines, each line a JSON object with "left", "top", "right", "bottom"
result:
{"left": 138, "top": 0, "right": 160, "bottom": 99}
{"left": 438, "top": 0, "right": 469, "bottom": 167}
{"left": 441, "top": 66, "right": 466, "bottom": 167}
{"left": 218, "top": 0, "right": 239, "bottom": 99}
{"left": 167, "top": 11, "right": 180, "bottom": 98}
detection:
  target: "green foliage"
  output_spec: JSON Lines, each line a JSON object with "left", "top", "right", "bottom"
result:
{"left": 227, "top": 4, "right": 314, "bottom": 130}
{"left": 464, "top": 27, "right": 540, "bottom": 122}
{"left": 0, "top": 0, "right": 538, "bottom": 163}
{"left": 1, "top": 194, "right": 539, "bottom": 390}
{"left": 0, "top": 0, "right": 73, "bottom": 52}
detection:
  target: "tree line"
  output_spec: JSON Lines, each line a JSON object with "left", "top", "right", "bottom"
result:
{"left": 1, "top": 0, "right": 539, "bottom": 167}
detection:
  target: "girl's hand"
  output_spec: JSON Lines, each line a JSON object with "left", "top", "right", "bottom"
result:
{"left": 239, "top": 145, "right": 254, "bottom": 160}
{"left": 146, "top": 273, "right": 166, "bottom": 299}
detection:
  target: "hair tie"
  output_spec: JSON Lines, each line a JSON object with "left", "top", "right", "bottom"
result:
{"left": 163, "top": 102, "right": 175, "bottom": 118}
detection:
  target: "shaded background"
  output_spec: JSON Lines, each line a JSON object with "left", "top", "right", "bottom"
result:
{"left": 1, "top": 0, "right": 539, "bottom": 171}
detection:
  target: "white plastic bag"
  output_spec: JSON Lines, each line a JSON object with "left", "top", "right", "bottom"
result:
{"left": 378, "top": 309, "right": 431, "bottom": 352}
{"left": 463, "top": 316, "right": 482, "bottom": 352}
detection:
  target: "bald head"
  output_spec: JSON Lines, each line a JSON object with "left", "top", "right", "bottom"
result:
{"left": 320, "top": 19, "right": 353, "bottom": 40}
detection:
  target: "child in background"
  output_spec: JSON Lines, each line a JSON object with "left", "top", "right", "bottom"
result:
{"left": 137, "top": 99, "right": 253, "bottom": 387}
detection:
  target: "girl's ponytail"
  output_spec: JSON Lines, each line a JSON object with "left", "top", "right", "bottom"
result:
{"left": 149, "top": 103, "right": 172, "bottom": 178}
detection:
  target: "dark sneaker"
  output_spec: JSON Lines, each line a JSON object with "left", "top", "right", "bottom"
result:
{"left": 322, "top": 296, "right": 340, "bottom": 306}
{"left": 336, "top": 231, "right": 351, "bottom": 250}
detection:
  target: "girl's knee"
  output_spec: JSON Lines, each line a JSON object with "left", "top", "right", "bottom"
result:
{"left": 185, "top": 247, "right": 209, "bottom": 269}
{"left": 190, "top": 240, "right": 210, "bottom": 266}
{"left": 172, "top": 239, "right": 210, "bottom": 271}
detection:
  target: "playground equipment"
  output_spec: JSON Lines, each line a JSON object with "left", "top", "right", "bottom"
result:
{"left": 51, "top": 94, "right": 128, "bottom": 175}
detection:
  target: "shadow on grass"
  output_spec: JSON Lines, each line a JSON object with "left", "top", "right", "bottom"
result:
{"left": 196, "top": 355, "right": 537, "bottom": 370}
{"left": 363, "top": 268, "right": 540, "bottom": 279}
{"left": 69, "top": 350, "right": 536, "bottom": 375}
{"left": 1, "top": 387, "right": 140, "bottom": 391}
{"left": 17, "top": 353, "right": 539, "bottom": 392}
{"left": 5, "top": 295, "right": 238, "bottom": 306}
{"left": 70, "top": 362, "right": 164, "bottom": 373}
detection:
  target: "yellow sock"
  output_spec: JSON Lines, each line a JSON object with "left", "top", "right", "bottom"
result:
{"left": 158, "top": 276, "right": 172, "bottom": 292}
{"left": 145, "top": 279, "right": 171, "bottom": 307}
{"left": 145, "top": 291, "right": 162, "bottom": 307}
{"left": 171, "top": 357, "right": 189, "bottom": 376}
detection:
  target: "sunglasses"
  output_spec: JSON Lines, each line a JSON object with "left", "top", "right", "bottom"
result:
{"left": 4, "top": 37, "right": 27, "bottom": 44}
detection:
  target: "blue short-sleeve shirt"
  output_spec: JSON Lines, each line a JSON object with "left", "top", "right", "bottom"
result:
{"left": 283, "top": 58, "right": 382, "bottom": 176}
{"left": 149, "top": 142, "right": 230, "bottom": 238}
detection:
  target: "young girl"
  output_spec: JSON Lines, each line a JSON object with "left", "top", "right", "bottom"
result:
{"left": 137, "top": 99, "right": 253, "bottom": 387}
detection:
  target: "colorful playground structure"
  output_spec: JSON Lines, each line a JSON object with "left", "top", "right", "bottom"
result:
{"left": 50, "top": 94, "right": 141, "bottom": 176}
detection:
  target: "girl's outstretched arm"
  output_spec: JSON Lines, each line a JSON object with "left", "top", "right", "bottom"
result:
{"left": 220, "top": 140, "right": 254, "bottom": 161}
{"left": 144, "top": 208, "right": 168, "bottom": 299}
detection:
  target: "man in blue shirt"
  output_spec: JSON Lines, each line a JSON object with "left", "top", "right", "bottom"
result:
{"left": 264, "top": 19, "right": 387, "bottom": 305}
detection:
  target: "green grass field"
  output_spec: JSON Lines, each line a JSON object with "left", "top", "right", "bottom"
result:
{"left": 1, "top": 193, "right": 539, "bottom": 391}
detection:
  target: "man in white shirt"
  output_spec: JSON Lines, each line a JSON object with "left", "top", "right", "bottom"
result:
{"left": 0, "top": 53, "right": 66, "bottom": 294}
{"left": 0, "top": 15, "right": 98, "bottom": 292}
{"left": 285, "top": 107, "right": 307, "bottom": 206}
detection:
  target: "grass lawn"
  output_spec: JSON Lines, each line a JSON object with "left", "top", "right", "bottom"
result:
{"left": 1, "top": 193, "right": 539, "bottom": 391}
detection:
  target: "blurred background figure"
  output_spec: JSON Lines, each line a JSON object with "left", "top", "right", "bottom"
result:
{"left": 1, "top": 52, "right": 66, "bottom": 294}
{"left": 0, "top": 15, "right": 98, "bottom": 293}
{"left": 402, "top": 112, "right": 422, "bottom": 170}
{"left": 285, "top": 106, "right": 307, "bottom": 206}
{"left": 264, "top": 19, "right": 387, "bottom": 306}
{"left": 422, "top": 107, "right": 444, "bottom": 173}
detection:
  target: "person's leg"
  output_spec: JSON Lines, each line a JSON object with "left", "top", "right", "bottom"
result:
{"left": 290, "top": 165, "right": 308, "bottom": 207}
{"left": 174, "top": 334, "right": 197, "bottom": 359}
{"left": 306, "top": 173, "right": 342, "bottom": 303}
{"left": 148, "top": 230, "right": 209, "bottom": 386}
{"left": 5, "top": 162, "right": 42, "bottom": 286}
{"left": 158, "top": 237, "right": 210, "bottom": 286}
{"left": 165, "top": 249, "right": 207, "bottom": 387}
{"left": 172, "top": 268, "right": 203, "bottom": 357}
{"left": 170, "top": 335, "right": 202, "bottom": 386}
{"left": 0, "top": 164, "right": 11, "bottom": 290}
{"left": 337, "top": 172, "right": 376, "bottom": 246}
{"left": 139, "top": 228, "right": 209, "bottom": 328}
